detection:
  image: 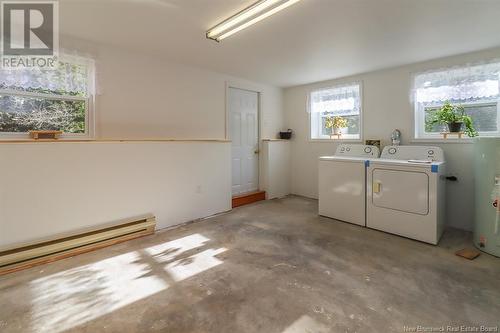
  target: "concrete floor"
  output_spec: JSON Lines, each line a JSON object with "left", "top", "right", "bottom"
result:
{"left": 1, "top": 196, "right": 500, "bottom": 333}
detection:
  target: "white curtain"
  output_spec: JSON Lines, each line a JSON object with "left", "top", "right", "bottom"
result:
{"left": 308, "top": 83, "right": 360, "bottom": 114}
{"left": 0, "top": 54, "right": 95, "bottom": 96}
{"left": 413, "top": 61, "right": 500, "bottom": 104}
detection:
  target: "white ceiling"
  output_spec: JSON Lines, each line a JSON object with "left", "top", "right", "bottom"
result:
{"left": 60, "top": 0, "right": 500, "bottom": 87}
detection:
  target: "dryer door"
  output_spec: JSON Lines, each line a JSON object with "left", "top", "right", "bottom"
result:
{"left": 372, "top": 169, "right": 429, "bottom": 215}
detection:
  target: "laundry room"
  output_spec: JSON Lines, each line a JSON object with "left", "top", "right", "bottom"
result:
{"left": 286, "top": 49, "right": 497, "bottom": 233}
{"left": 0, "top": 1, "right": 499, "bottom": 332}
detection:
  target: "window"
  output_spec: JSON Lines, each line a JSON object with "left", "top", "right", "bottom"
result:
{"left": 413, "top": 62, "right": 500, "bottom": 139}
{"left": 0, "top": 56, "right": 95, "bottom": 139}
{"left": 309, "top": 83, "right": 361, "bottom": 140}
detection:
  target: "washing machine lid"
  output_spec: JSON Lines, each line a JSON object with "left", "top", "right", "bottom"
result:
{"left": 369, "top": 159, "right": 445, "bottom": 171}
{"left": 380, "top": 146, "right": 444, "bottom": 162}
{"left": 319, "top": 156, "right": 368, "bottom": 163}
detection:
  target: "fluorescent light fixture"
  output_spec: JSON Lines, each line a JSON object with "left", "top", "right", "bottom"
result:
{"left": 206, "top": 0, "right": 302, "bottom": 42}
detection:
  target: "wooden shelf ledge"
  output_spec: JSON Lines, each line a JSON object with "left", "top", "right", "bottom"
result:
{"left": 0, "top": 138, "right": 231, "bottom": 144}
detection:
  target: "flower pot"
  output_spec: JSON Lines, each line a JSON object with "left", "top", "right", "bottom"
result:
{"left": 448, "top": 122, "right": 463, "bottom": 133}
{"left": 333, "top": 128, "right": 341, "bottom": 135}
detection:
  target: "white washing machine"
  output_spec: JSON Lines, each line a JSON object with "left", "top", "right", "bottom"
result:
{"left": 319, "top": 144, "right": 380, "bottom": 226}
{"left": 366, "top": 146, "right": 446, "bottom": 244}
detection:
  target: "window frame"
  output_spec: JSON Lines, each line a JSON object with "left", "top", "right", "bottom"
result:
{"left": 412, "top": 64, "right": 500, "bottom": 142}
{"left": 416, "top": 100, "right": 500, "bottom": 139}
{"left": 308, "top": 81, "right": 363, "bottom": 142}
{"left": 0, "top": 62, "right": 95, "bottom": 141}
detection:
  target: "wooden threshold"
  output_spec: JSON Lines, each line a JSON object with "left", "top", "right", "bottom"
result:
{"left": 232, "top": 191, "right": 266, "bottom": 208}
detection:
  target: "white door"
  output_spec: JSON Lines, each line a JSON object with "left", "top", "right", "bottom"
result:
{"left": 229, "top": 88, "right": 259, "bottom": 196}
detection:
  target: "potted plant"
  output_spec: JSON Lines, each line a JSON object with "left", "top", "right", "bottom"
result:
{"left": 426, "top": 102, "right": 478, "bottom": 137}
{"left": 326, "top": 116, "right": 348, "bottom": 135}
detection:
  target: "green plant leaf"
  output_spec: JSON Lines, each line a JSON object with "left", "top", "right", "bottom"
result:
{"left": 424, "top": 101, "right": 478, "bottom": 137}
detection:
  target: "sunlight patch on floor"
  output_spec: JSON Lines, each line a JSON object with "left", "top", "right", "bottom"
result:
{"left": 29, "top": 233, "right": 227, "bottom": 333}
{"left": 145, "top": 233, "right": 227, "bottom": 282}
{"left": 166, "top": 247, "right": 227, "bottom": 281}
{"left": 30, "top": 251, "right": 168, "bottom": 333}
{"left": 145, "top": 233, "right": 211, "bottom": 262}
{"left": 282, "top": 315, "right": 330, "bottom": 333}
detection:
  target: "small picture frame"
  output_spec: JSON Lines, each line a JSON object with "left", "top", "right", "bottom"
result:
{"left": 365, "top": 139, "right": 381, "bottom": 149}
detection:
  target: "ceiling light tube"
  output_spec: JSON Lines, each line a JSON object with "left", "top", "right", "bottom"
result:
{"left": 206, "top": 0, "right": 302, "bottom": 42}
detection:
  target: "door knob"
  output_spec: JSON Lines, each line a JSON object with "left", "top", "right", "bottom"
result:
{"left": 254, "top": 150, "right": 260, "bottom": 154}
{"left": 373, "top": 182, "right": 382, "bottom": 193}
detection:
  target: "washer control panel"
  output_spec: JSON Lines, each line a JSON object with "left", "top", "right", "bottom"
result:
{"left": 380, "top": 146, "right": 444, "bottom": 162}
{"left": 335, "top": 144, "right": 380, "bottom": 157}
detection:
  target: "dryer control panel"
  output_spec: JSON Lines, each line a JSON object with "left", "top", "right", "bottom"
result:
{"left": 380, "top": 146, "right": 444, "bottom": 162}
{"left": 335, "top": 144, "right": 380, "bottom": 157}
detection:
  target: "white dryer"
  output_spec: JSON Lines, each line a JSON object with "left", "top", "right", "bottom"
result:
{"left": 319, "top": 144, "right": 380, "bottom": 226}
{"left": 366, "top": 146, "right": 446, "bottom": 244}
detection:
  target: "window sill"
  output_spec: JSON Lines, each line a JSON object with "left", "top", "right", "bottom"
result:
{"left": 411, "top": 137, "right": 474, "bottom": 144}
{"left": 0, "top": 137, "right": 94, "bottom": 142}
{"left": 413, "top": 135, "right": 500, "bottom": 144}
{"left": 310, "top": 138, "right": 363, "bottom": 143}
{"left": 0, "top": 133, "right": 94, "bottom": 141}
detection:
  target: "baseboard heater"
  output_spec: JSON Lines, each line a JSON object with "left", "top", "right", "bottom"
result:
{"left": 0, "top": 215, "right": 156, "bottom": 276}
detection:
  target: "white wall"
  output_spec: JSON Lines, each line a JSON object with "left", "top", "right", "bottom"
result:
{"left": 85, "top": 43, "right": 285, "bottom": 211}
{"left": 79, "top": 40, "right": 285, "bottom": 201}
{"left": 0, "top": 39, "right": 285, "bottom": 248}
{"left": 285, "top": 47, "right": 500, "bottom": 231}
{"left": 0, "top": 141, "right": 231, "bottom": 248}
{"left": 62, "top": 39, "right": 284, "bottom": 140}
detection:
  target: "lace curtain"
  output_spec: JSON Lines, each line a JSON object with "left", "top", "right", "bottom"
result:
{"left": 0, "top": 54, "right": 95, "bottom": 96}
{"left": 413, "top": 61, "right": 500, "bottom": 104}
{"left": 308, "top": 83, "right": 360, "bottom": 114}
